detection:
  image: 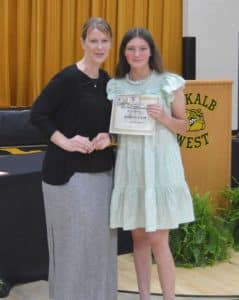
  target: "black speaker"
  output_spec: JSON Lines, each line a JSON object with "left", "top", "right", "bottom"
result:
{"left": 182, "top": 37, "right": 196, "bottom": 80}
{"left": 118, "top": 229, "right": 133, "bottom": 254}
{"left": 231, "top": 137, "right": 239, "bottom": 187}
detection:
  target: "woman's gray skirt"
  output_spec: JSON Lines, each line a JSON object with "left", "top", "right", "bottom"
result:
{"left": 42, "top": 171, "right": 117, "bottom": 300}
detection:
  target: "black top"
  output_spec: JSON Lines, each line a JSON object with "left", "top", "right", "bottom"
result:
{"left": 30, "top": 64, "right": 114, "bottom": 185}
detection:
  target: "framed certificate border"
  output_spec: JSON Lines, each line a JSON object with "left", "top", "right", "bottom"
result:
{"left": 109, "top": 94, "right": 159, "bottom": 135}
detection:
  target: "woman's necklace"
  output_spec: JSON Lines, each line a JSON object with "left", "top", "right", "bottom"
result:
{"left": 76, "top": 61, "right": 99, "bottom": 88}
{"left": 91, "top": 78, "right": 98, "bottom": 88}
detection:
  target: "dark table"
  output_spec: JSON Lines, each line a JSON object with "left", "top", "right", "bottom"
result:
{"left": 0, "top": 152, "right": 49, "bottom": 284}
{"left": 0, "top": 152, "right": 132, "bottom": 285}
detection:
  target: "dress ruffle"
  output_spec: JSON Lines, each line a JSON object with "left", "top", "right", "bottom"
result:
{"left": 110, "top": 185, "right": 194, "bottom": 232}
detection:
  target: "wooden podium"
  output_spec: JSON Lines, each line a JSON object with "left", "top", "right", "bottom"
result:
{"left": 179, "top": 80, "right": 233, "bottom": 206}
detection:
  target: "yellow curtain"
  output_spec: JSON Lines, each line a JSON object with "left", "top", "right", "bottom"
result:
{"left": 0, "top": 0, "right": 182, "bottom": 107}
{"left": 0, "top": 0, "right": 11, "bottom": 107}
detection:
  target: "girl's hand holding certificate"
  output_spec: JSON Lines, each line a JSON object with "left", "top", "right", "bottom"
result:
{"left": 147, "top": 104, "right": 167, "bottom": 123}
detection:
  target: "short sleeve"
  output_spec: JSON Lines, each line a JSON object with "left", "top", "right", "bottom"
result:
{"left": 106, "top": 79, "right": 116, "bottom": 101}
{"left": 161, "top": 73, "right": 185, "bottom": 104}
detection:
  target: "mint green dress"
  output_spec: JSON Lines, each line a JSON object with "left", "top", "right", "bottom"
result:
{"left": 107, "top": 72, "right": 195, "bottom": 232}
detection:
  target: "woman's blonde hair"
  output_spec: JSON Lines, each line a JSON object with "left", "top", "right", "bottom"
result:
{"left": 81, "top": 17, "right": 112, "bottom": 40}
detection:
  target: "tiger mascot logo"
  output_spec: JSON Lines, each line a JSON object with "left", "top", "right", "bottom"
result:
{"left": 186, "top": 109, "right": 206, "bottom": 132}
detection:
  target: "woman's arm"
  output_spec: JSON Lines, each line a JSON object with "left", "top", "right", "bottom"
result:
{"left": 30, "top": 74, "right": 66, "bottom": 139}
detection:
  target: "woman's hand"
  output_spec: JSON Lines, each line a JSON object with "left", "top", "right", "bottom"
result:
{"left": 50, "top": 131, "right": 94, "bottom": 153}
{"left": 92, "top": 133, "right": 111, "bottom": 150}
{"left": 66, "top": 135, "right": 94, "bottom": 153}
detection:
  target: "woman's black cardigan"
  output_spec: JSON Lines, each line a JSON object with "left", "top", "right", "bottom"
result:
{"left": 30, "top": 64, "right": 114, "bottom": 185}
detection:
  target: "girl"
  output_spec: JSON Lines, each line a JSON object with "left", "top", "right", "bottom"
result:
{"left": 107, "top": 27, "right": 195, "bottom": 300}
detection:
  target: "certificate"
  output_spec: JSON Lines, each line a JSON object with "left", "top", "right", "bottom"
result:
{"left": 109, "top": 94, "right": 159, "bottom": 135}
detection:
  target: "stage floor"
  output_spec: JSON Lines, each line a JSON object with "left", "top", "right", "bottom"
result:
{"left": 2, "top": 251, "right": 239, "bottom": 299}
{"left": 118, "top": 251, "right": 239, "bottom": 297}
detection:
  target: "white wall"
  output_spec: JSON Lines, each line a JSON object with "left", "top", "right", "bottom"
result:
{"left": 183, "top": 0, "right": 239, "bottom": 130}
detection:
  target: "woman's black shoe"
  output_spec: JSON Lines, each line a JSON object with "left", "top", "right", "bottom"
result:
{"left": 0, "top": 278, "right": 11, "bottom": 298}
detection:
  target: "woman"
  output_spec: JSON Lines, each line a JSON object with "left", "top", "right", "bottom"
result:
{"left": 30, "top": 17, "right": 117, "bottom": 300}
{"left": 107, "top": 28, "right": 195, "bottom": 300}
